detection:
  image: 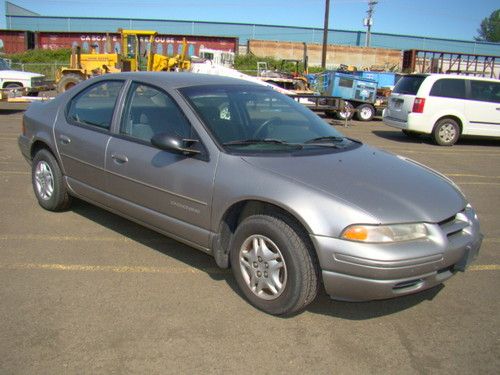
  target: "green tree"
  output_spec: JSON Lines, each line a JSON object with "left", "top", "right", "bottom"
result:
{"left": 475, "top": 9, "right": 500, "bottom": 42}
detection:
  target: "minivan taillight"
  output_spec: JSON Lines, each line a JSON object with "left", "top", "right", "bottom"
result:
{"left": 412, "top": 98, "right": 426, "bottom": 113}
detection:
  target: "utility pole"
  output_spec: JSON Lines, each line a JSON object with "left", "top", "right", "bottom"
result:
{"left": 321, "top": 0, "right": 330, "bottom": 69}
{"left": 364, "top": 0, "right": 378, "bottom": 47}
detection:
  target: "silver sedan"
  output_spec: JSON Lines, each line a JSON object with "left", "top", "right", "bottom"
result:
{"left": 18, "top": 72, "right": 482, "bottom": 315}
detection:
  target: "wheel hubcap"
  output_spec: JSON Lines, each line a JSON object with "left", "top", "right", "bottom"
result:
{"left": 34, "top": 161, "right": 54, "bottom": 200}
{"left": 239, "top": 235, "right": 287, "bottom": 300}
{"left": 438, "top": 123, "right": 456, "bottom": 142}
{"left": 360, "top": 107, "right": 372, "bottom": 119}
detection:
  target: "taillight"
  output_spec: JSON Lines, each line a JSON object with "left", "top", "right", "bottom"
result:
{"left": 412, "top": 98, "right": 426, "bottom": 113}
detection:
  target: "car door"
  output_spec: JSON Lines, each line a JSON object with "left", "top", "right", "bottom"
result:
{"left": 53, "top": 79, "right": 124, "bottom": 197}
{"left": 105, "top": 81, "right": 217, "bottom": 248}
{"left": 464, "top": 80, "right": 500, "bottom": 136}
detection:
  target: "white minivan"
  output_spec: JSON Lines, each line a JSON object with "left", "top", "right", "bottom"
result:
{"left": 383, "top": 74, "right": 500, "bottom": 145}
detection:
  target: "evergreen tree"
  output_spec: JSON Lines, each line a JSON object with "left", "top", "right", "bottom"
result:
{"left": 475, "top": 9, "right": 500, "bottom": 42}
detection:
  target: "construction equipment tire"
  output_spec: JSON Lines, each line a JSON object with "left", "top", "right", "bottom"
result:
{"left": 57, "top": 73, "right": 84, "bottom": 93}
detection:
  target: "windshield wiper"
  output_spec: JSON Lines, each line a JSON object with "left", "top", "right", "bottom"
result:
{"left": 223, "top": 139, "right": 303, "bottom": 149}
{"left": 304, "top": 136, "right": 345, "bottom": 145}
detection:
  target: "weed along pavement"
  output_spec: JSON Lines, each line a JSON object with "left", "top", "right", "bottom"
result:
{"left": 0, "top": 110, "right": 499, "bottom": 374}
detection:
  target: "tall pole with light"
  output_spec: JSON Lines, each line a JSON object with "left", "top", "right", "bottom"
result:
{"left": 364, "top": 0, "right": 378, "bottom": 47}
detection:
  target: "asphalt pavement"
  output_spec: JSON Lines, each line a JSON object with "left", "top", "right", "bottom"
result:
{"left": 0, "top": 111, "right": 498, "bottom": 374}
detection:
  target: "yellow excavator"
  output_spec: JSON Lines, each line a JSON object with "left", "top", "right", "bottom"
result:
{"left": 56, "top": 29, "right": 191, "bottom": 92}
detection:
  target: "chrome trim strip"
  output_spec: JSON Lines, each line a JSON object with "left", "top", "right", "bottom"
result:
{"left": 470, "top": 121, "right": 500, "bottom": 126}
{"left": 334, "top": 253, "right": 443, "bottom": 269}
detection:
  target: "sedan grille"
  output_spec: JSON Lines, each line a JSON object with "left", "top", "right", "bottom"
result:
{"left": 438, "top": 210, "right": 470, "bottom": 238}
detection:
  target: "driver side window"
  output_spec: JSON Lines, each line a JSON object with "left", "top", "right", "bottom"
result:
{"left": 120, "top": 82, "right": 192, "bottom": 143}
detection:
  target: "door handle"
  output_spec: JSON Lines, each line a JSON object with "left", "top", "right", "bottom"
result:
{"left": 111, "top": 153, "right": 128, "bottom": 164}
{"left": 59, "top": 135, "right": 71, "bottom": 144}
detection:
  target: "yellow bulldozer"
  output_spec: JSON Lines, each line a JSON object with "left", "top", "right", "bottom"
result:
{"left": 56, "top": 29, "right": 191, "bottom": 92}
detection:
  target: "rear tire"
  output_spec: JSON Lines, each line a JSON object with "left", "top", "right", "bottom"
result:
{"left": 32, "top": 149, "right": 71, "bottom": 211}
{"left": 57, "top": 73, "right": 84, "bottom": 93}
{"left": 432, "top": 118, "right": 460, "bottom": 146}
{"left": 230, "top": 214, "right": 319, "bottom": 315}
{"left": 355, "top": 103, "right": 375, "bottom": 121}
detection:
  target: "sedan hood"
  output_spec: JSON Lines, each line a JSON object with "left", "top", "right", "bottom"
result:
{"left": 242, "top": 144, "right": 466, "bottom": 223}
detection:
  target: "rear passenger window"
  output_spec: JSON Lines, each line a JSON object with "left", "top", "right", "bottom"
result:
{"left": 67, "top": 80, "right": 123, "bottom": 129}
{"left": 393, "top": 75, "right": 426, "bottom": 95}
{"left": 469, "top": 81, "right": 500, "bottom": 104}
{"left": 120, "top": 82, "right": 193, "bottom": 143}
{"left": 429, "top": 79, "right": 466, "bottom": 99}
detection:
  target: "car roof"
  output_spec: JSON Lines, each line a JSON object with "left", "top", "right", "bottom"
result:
{"left": 96, "top": 71, "right": 263, "bottom": 90}
{"left": 402, "top": 73, "right": 498, "bottom": 83}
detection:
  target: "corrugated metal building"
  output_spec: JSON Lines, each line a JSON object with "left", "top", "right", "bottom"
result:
{"left": 3, "top": 1, "right": 500, "bottom": 56}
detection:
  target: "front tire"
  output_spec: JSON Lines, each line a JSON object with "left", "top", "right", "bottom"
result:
{"left": 32, "top": 149, "right": 71, "bottom": 211}
{"left": 4, "top": 83, "right": 22, "bottom": 89}
{"left": 57, "top": 73, "right": 84, "bottom": 93}
{"left": 230, "top": 214, "right": 318, "bottom": 315}
{"left": 433, "top": 118, "right": 460, "bottom": 146}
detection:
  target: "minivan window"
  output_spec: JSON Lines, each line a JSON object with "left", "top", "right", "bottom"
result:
{"left": 67, "top": 80, "right": 123, "bottom": 130}
{"left": 469, "top": 80, "right": 500, "bottom": 104}
{"left": 429, "top": 79, "right": 466, "bottom": 99}
{"left": 393, "top": 75, "right": 426, "bottom": 95}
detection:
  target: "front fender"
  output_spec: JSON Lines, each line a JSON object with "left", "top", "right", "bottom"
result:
{"left": 211, "top": 154, "right": 377, "bottom": 238}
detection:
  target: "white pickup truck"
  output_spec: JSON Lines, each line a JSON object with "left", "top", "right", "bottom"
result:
{"left": 0, "top": 58, "right": 48, "bottom": 96}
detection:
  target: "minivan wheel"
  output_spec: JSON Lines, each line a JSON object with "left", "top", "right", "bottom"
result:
{"left": 230, "top": 214, "right": 318, "bottom": 315}
{"left": 32, "top": 149, "right": 71, "bottom": 211}
{"left": 355, "top": 104, "right": 375, "bottom": 121}
{"left": 433, "top": 118, "right": 460, "bottom": 146}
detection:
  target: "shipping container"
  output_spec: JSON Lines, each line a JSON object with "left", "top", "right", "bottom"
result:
{"left": 0, "top": 30, "right": 238, "bottom": 57}
{"left": 0, "top": 30, "right": 34, "bottom": 53}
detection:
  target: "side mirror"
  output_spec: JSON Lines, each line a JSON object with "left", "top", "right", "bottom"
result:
{"left": 151, "top": 133, "right": 200, "bottom": 156}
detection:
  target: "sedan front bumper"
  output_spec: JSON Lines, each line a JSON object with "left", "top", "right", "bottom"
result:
{"left": 311, "top": 206, "right": 482, "bottom": 301}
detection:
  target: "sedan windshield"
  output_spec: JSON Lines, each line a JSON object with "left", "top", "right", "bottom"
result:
{"left": 180, "top": 85, "right": 354, "bottom": 153}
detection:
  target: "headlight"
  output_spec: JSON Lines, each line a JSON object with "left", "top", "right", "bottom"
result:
{"left": 341, "top": 223, "right": 428, "bottom": 243}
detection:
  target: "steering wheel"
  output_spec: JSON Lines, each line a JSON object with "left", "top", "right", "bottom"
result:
{"left": 253, "top": 117, "right": 281, "bottom": 138}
